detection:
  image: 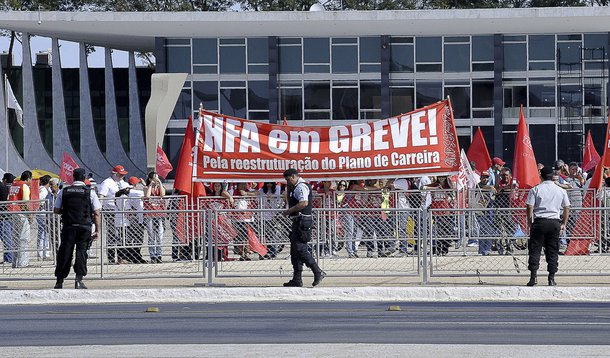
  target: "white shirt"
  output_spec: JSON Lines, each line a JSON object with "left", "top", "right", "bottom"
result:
{"left": 526, "top": 181, "right": 571, "bottom": 220}
{"left": 98, "top": 177, "right": 129, "bottom": 210}
{"left": 54, "top": 181, "right": 102, "bottom": 211}
{"left": 127, "top": 189, "right": 144, "bottom": 224}
{"left": 259, "top": 186, "right": 282, "bottom": 220}
{"left": 417, "top": 176, "right": 432, "bottom": 209}
{"left": 393, "top": 179, "right": 410, "bottom": 209}
{"left": 292, "top": 178, "right": 310, "bottom": 202}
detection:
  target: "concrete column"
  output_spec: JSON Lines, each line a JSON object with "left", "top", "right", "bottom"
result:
{"left": 0, "top": 66, "right": 28, "bottom": 173}
{"left": 493, "top": 34, "right": 504, "bottom": 158}
{"left": 128, "top": 51, "right": 147, "bottom": 173}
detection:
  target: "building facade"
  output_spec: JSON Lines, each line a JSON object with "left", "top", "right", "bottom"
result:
{"left": 2, "top": 8, "right": 610, "bottom": 178}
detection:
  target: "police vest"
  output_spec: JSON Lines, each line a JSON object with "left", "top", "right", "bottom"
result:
{"left": 288, "top": 182, "right": 313, "bottom": 215}
{"left": 61, "top": 185, "right": 93, "bottom": 226}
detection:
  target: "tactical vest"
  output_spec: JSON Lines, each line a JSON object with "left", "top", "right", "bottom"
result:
{"left": 288, "top": 182, "right": 313, "bottom": 215}
{"left": 61, "top": 185, "right": 93, "bottom": 226}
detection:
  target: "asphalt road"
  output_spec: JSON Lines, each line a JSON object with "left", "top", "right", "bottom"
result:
{"left": 2, "top": 302, "right": 610, "bottom": 346}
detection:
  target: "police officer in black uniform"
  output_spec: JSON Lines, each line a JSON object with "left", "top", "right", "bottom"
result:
{"left": 53, "top": 168, "right": 102, "bottom": 289}
{"left": 282, "top": 168, "right": 325, "bottom": 287}
{"left": 525, "top": 166, "right": 571, "bottom": 286}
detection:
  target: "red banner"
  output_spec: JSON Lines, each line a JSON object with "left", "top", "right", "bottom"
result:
{"left": 195, "top": 100, "right": 460, "bottom": 181}
{"left": 59, "top": 152, "right": 79, "bottom": 184}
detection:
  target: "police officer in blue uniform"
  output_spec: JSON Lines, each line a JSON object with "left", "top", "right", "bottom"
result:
{"left": 282, "top": 168, "right": 325, "bottom": 287}
{"left": 53, "top": 168, "right": 102, "bottom": 289}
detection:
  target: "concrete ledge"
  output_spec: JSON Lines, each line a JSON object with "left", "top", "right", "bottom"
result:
{"left": 2, "top": 286, "right": 610, "bottom": 305}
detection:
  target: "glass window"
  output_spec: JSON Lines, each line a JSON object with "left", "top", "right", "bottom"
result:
{"left": 529, "top": 84, "right": 555, "bottom": 107}
{"left": 444, "top": 44, "right": 470, "bottom": 72}
{"left": 304, "top": 38, "right": 330, "bottom": 63}
{"left": 416, "top": 37, "right": 442, "bottom": 63}
{"left": 360, "top": 37, "right": 381, "bottom": 63}
{"left": 528, "top": 35, "right": 554, "bottom": 61}
{"left": 503, "top": 43, "right": 526, "bottom": 71}
{"left": 193, "top": 81, "right": 218, "bottom": 111}
{"left": 390, "top": 87, "right": 414, "bottom": 116}
{"left": 220, "top": 46, "right": 246, "bottom": 74}
{"left": 192, "top": 39, "right": 217, "bottom": 64}
{"left": 304, "top": 81, "right": 330, "bottom": 110}
{"left": 390, "top": 44, "right": 414, "bottom": 72}
{"left": 332, "top": 44, "right": 358, "bottom": 73}
{"left": 445, "top": 87, "right": 470, "bottom": 119}
{"left": 416, "top": 81, "right": 442, "bottom": 107}
{"left": 280, "top": 87, "right": 302, "bottom": 120}
{"left": 248, "top": 38, "right": 268, "bottom": 64}
{"left": 529, "top": 62, "right": 554, "bottom": 71}
{"left": 279, "top": 45, "right": 302, "bottom": 74}
{"left": 248, "top": 81, "right": 269, "bottom": 111}
{"left": 166, "top": 47, "right": 191, "bottom": 73}
{"left": 584, "top": 33, "right": 608, "bottom": 60}
{"left": 584, "top": 84, "right": 602, "bottom": 106}
{"left": 472, "top": 81, "right": 494, "bottom": 108}
{"left": 529, "top": 124, "right": 556, "bottom": 167}
{"left": 472, "top": 36, "right": 493, "bottom": 62}
{"left": 220, "top": 88, "right": 246, "bottom": 118}
{"left": 360, "top": 81, "right": 381, "bottom": 110}
{"left": 333, "top": 87, "right": 358, "bottom": 120}
{"left": 559, "top": 84, "right": 582, "bottom": 112}
{"left": 171, "top": 88, "right": 192, "bottom": 120}
{"left": 503, "top": 86, "right": 527, "bottom": 108}
{"left": 557, "top": 42, "right": 581, "bottom": 71}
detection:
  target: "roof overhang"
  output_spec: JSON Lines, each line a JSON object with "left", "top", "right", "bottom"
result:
{"left": 1, "top": 7, "right": 609, "bottom": 52}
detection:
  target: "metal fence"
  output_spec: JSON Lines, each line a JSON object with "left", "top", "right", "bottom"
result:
{"left": 1, "top": 188, "right": 610, "bottom": 283}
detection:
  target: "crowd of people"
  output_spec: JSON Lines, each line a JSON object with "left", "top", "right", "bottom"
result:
{"left": 1, "top": 156, "right": 610, "bottom": 267}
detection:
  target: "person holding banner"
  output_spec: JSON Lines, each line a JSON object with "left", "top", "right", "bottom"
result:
{"left": 282, "top": 168, "right": 325, "bottom": 287}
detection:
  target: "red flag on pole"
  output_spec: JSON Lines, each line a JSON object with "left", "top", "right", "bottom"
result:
{"left": 247, "top": 224, "right": 268, "bottom": 257}
{"left": 59, "top": 152, "right": 79, "bottom": 184}
{"left": 582, "top": 130, "right": 601, "bottom": 173}
{"left": 282, "top": 116, "right": 288, "bottom": 126}
{"left": 466, "top": 127, "right": 492, "bottom": 175}
{"left": 173, "top": 116, "right": 195, "bottom": 195}
{"left": 513, "top": 105, "right": 540, "bottom": 189}
{"left": 155, "top": 145, "right": 173, "bottom": 179}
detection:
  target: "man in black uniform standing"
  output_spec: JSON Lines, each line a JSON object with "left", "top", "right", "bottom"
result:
{"left": 526, "top": 166, "right": 570, "bottom": 286}
{"left": 282, "top": 168, "right": 325, "bottom": 287}
{"left": 53, "top": 168, "right": 102, "bottom": 289}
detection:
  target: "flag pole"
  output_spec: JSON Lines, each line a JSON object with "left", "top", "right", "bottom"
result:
{"left": 4, "top": 74, "right": 8, "bottom": 172}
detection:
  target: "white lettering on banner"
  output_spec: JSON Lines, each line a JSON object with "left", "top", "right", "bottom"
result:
{"left": 351, "top": 124, "right": 372, "bottom": 152}
{"left": 289, "top": 130, "right": 320, "bottom": 153}
{"left": 268, "top": 130, "right": 288, "bottom": 154}
{"left": 390, "top": 151, "right": 440, "bottom": 166}
{"left": 373, "top": 119, "right": 390, "bottom": 150}
{"left": 428, "top": 108, "right": 438, "bottom": 145}
{"left": 411, "top": 111, "right": 427, "bottom": 147}
{"left": 339, "top": 156, "right": 372, "bottom": 169}
{"left": 203, "top": 115, "right": 223, "bottom": 152}
{"left": 329, "top": 126, "right": 350, "bottom": 153}
{"left": 388, "top": 116, "right": 409, "bottom": 148}
{"left": 239, "top": 122, "right": 261, "bottom": 153}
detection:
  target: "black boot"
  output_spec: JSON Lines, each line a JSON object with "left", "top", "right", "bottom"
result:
{"left": 526, "top": 271, "right": 537, "bottom": 286}
{"left": 54, "top": 279, "right": 63, "bottom": 289}
{"left": 311, "top": 264, "right": 326, "bottom": 287}
{"left": 548, "top": 273, "right": 557, "bottom": 286}
{"left": 75, "top": 275, "right": 88, "bottom": 289}
{"left": 283, "top": 270, "right": 303, "bottom": 287}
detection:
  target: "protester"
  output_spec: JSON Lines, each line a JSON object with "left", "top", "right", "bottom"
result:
{"left": 53, "top": 168, "right": 101, "bottom": 289}
{"left": 126, "top": 176, "right": 147, "bottom": 264}
{"left": 37, "top": 175, "right": 52, "bottom": 260}
{"left": 8, "top": 171, "right": 33, "bottom": 268}
{"left": 526, "top": 166, "right": 570, "bottom": 286}
{"left": 0, "top": 173, "right": 15, "bottom": 264}
{"left": 97, "top": 165, "right": 130, "bottom": 264}
{"left": 487, "top": 157, "right": 505, "bottom": 186}
{"left": 423, "top": 176, "right": 454, "bottom": 256}
{"left": 144, "top": 172, "right": 166, "bottom": 263}
{"left": 259, "top": 181, "right": 284, "bottom": 259}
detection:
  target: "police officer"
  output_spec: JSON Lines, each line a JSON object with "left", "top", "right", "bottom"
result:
{"left": 53, "top": 168, "right": 102, "bottom": 289}
{"left": 282, "top": 168, "right": 325, "bottom": 287}
{"left": 525, "top": 166, "right": 570, "bottom": 286}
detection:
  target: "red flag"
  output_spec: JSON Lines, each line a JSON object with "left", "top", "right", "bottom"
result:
{"left": 582, "top": 130, "right": 601, "bottom": 173}
{"left": 513, "top": 106, "right": 540, "bottom": 189}
{"left": 466, "top": 127, "right": 492, "bottom": 175}
{"left": 59, "top": 152, "right": 79, "bottom": 184}
{"left": 247, "top": 224, "right": 268, "bottom": 257}
{"left": 174, "top": 116, "right": 194, "bottom": 195}
{"left": 282, "top": 116, "right": 288, "bottom": 126}
{"left": 155, "top": 145, "right": 173, "bottom": 179}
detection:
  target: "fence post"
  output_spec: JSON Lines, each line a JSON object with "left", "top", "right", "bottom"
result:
{"left": 421, "top": 209, "right": 428, "bottom": 285}
{"left": 99, "top": 211, "right": 105, "bottom": 279}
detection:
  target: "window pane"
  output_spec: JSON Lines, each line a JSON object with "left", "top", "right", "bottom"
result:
{"left": 584, "top": 33, "right": 608, "bottom": 60}
{"left": 529, "top": 84, "right": 555, "bottom": 107}
{"left": 248, "top": 81, "right": 269, "bottom": 110}
{"left": 304, "top": 81, "right": 330, "bottom": 110}
{"left": 280, "top": 88, "right": 302, "bottom": 120}
{"left": 416, "top": 81, "right": 441, "bottom": 107}
{"left": 557, "top": 43, "right": 581, "bottom": 71}
{"left": 390, "top": 45, "right": 414, "bottom": 72}
{"left": 193, "top": 81, "right": 218, "bottom": 111}
{"left": 584, "top": 84, "right": 602, "bottom": 106}
{"left": 529, "top": 62, "right": 554, "bottom": 70}
{"left": 472, "top": 63, "right": 494, "bottom": 71}
{"left": 472, "top": 81, "right": 493, "bottom": 108}
{"left": 360, "top": 37, "right": 381, "bottom": 63}
{"left": 166, "top": 47, "right": 191, "bottom": 73}
{"left": 220, "top": 46, "right": 246, "bottom": 74}
{"left": 332, "top": 45, "right": 358, "bottom": 73}
{"left": 416, "top": 37, "right": 441, "bottom": 62}
{"left": 503, "top": 86, "right": 527, "bottom": 108}
{"left": 279, "top": 46, "right": 302, "bottom": 74}
{"left": 444, "top": 44, "right": 469, "bottom": 72}
{"left": 390, "top": 87, "right": 414, "bottom": 116}
{"left": 248, "top": 38, "right": 268, "bottom": 64}
{"left": 503, "top": 43, "right": 526, "bottom": 71}
{"left": 220, "top": 88, "right": 246, "bottom": 118}
{"left": 333, "top": 87, "right": 358, "bottom": 120}
{"left": 445, "top": 87, "right": 470, "bottom": 119}
{"left": 171, "top": 88, "right": 191, "bottom": 119}
{"left": 360, "top": 82, "right": 381, "bottom": 110}
{"left": 529, "top": 35, "right": 554, "bottom": 61}
{"left": 472, "top": 36, "right": 493, "bottom": 62}
{"left": 304, "top": 38, "right": 330, "bottom": 63}
{"left": 192, "top": 39, "right": 217, "bottom": 64}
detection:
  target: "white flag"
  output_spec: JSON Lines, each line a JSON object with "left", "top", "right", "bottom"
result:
{"left": 457, "top": 149, "right": 479, "bottom": 190}
{"left": 5, "top": 77, "right": 24, "bottom": 128}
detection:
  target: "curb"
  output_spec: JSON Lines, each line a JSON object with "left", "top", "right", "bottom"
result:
{"left": 2, "top": 286, "right": 610, "bottom": 305}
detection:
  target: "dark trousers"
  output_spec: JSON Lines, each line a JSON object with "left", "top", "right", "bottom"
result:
{"left": 528, "top": 218, "right": 561, "bottom": 274}
{"left": 55, "top": 225, "right": 91, "bottom": 279}
{"left": 289, "top": 219, "right": 316, "bottom": 272}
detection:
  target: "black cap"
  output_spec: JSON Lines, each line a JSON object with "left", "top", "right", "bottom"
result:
{"left": 540, "top": 166, "right": 554, "bottom": 179}
{"left": 2, "top": 173, "right": 15, "bottom": 183}
{"left": 283, "top": 168, "right": 299, "bottom": 178}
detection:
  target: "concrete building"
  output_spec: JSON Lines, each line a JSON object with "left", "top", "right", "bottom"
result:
{"left": 1, "top": 7, "right": 609, "bottom": 177}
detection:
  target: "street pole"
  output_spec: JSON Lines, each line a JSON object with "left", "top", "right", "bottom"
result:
{"left": 4, "top": 74, "right": 8, "bottom": 172}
